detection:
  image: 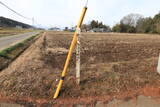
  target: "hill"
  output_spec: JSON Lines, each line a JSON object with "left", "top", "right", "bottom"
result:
{"left": 0, "top": 17, "right": 32, "bottom": 29}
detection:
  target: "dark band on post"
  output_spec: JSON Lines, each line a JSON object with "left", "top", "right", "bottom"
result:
{"left": 61, "top": 76, "right": 65, "bottom": 80}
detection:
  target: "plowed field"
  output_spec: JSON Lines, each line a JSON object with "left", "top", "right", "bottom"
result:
{"left": 0, "top": 32, "right": 160, "bottom": 106}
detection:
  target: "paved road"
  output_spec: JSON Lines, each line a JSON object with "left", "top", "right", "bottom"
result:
{"left": 0, "top": 32, "right": 39, "bottom": 51}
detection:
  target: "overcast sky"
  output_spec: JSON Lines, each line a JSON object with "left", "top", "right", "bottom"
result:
{"left": 0, "top": 0, "right": 160, "bottom": 28}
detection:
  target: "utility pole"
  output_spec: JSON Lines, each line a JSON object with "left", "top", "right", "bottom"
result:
{"left": 32, "top": 17, "right": 34, "bottom": 26}
{"left": 53, "top": 6, "right": 87, "bottom": 99}
{"left": 53, "top": 0, "right": 88, "bottom": 99}
{"left": 76, "top": 28, "right": 81, "bottom": 85}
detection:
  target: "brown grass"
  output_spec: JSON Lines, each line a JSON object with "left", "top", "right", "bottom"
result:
{"left": 0, "top": 28, "right": 36, "bottom": 37}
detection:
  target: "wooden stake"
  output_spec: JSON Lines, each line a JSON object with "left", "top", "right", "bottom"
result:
{"left": 157, "top": 54, "right": 160, "bottom": 74}
{"left": 76, "top": 28, "right": 81, "bottom": 85}
{"left": 53, "top": 7, "right": 87, "bottom": 99}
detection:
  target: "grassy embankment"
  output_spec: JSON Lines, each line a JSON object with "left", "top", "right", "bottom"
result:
{"left": 0, "top": 33, "right": 42, "bottom": 71}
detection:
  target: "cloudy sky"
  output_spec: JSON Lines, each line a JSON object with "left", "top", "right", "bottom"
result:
{"left": 0, "top": 0, "right": 160, "bottom": 28}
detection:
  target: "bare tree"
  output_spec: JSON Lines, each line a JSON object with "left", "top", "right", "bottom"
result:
{"left": 120, "top": 13, "right": 143, "bottom": 27}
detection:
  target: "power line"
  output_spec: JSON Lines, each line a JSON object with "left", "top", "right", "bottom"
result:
{"left": 0, "top": 1, "right": 31, "bottom": 20}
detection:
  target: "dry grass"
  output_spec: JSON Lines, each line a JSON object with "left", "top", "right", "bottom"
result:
{"left": 0, "top": 33, "right": 40, "bottom": 70}
{"left": 0, "top": 27, "right": 36, "bottom": 37}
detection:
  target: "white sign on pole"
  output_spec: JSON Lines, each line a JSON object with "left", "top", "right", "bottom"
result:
{"left": 76, "top": 28, "right": 81, "bottom": 85}
{"left": 157, "top": 54, "right": 160, "bottom": 74}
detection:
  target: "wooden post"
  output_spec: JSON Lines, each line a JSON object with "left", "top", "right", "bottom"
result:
{"left": 53, "top": 7, "right": 87, "bottom": 99}
{"left": 76, "top": 28, "right": 81, "bottom": 85}
{"left": 157, "top": 54, "right": 160, "bottom": 74}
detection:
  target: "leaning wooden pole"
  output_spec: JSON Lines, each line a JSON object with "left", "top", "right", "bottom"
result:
{"left": 53, "top": 7, "right": 87, "bottom": 99}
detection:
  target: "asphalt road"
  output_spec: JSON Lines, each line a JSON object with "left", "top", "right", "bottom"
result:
{"left": 0, "top": 32, "right": 39, "bottom": 51}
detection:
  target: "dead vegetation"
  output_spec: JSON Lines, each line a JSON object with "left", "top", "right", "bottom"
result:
{"left": 0, "top": 32, "right": 160, "bottom": 106}
{"left": 0, "top": 28, "right": 35, "bottom": 37}
{"left": 0, "top": 34, "right": 39, "bottom": 71}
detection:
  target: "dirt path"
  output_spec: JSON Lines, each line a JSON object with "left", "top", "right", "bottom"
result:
{"left": 0, "top": 32, "right": 39, "bottom": 51}
{"left": 86, "top": 95, "right": 160, "bottom": 107}
{"left": 0, "top": 103, "right": 22, "bottom": 107}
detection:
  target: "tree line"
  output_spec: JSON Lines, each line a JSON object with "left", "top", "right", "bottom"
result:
{"left": 83, "top": 12, "right": 160, "bottom": 34}
{"left": 81, "top": 20, "right": 111, "bottom": 32}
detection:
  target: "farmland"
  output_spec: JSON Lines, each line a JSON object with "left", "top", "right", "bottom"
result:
{"left": 0, "top": 28, "right": 35, "bottom": 38}
{"left": 0, "top": 32, "right": 160, "bottom": 106}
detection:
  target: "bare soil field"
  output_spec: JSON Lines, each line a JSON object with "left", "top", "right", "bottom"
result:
{"left": 0, "top": 32, "right": 160, "bottom": 106}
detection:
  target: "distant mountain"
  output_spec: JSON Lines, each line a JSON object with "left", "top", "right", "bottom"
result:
{"left": 0, "top": 17, "right": 33, "bottom": 29}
